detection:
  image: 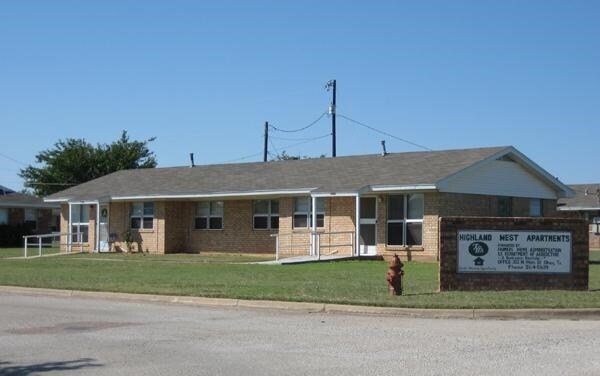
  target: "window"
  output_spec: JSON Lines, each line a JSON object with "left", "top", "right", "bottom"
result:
{"left": 253, "top": 200, "right": 279, "bottom": 229}
{"left": 529, "top": 198, "right": 543, "bottom": 217}
{"left": 131, "top": 202, "right": 154, "bottom": 229}
{"left": 195, "top": 201, "right": 224, "bottom": 229}
{"left": 387, "top": 194, "right": 424, "bottom": 246}
{"left": 0, "top": 208, "right": 7, "bottom": 225}
{"left": 293, "top": 197, "right": 324, "bottom": 228}
{"left": 71, "top": 204, "right": 89, "bottom": 243}
{"left": 24, "top": 208, "right": 38, "bottom": 230}
{"left": 497, "top": 197, "right": 512, "bottom": 217}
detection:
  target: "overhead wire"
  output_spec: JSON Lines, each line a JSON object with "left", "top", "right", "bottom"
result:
{"left": 337, "top": 113, "right": 433, "bottom": 151}
{"left": 268, "top": 112, "right": 327, "bottom": 133}
{"left": 222, "top": 133, "right": 331, "bottom": 163}
{"left": 0, "top": 152, "right": 28, "bottom": 166}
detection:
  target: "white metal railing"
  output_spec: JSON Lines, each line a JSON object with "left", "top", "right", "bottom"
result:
{"left": 22, "top": 232, "right": 84, "bottom": 258}
{"left": 271, "top": 230, "right": 355, "bottom": 261}
{"left": 311, "top": 230, "right": 355, "bottom": 260}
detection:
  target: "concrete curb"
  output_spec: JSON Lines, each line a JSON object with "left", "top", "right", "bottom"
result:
{"left": 1, "top": 285, "right": 599, "bottom": 320}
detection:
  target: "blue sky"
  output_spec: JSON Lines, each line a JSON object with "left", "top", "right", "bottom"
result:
{"left": 1, "top": 0, "right": 598, "bottom": 190}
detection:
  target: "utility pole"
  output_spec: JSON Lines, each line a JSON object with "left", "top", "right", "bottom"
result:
{"left": 326, "top": 79, "right": 336, "bottom": 157}
{"left": 263, "top": 121, "right": 269, "bottom": 162}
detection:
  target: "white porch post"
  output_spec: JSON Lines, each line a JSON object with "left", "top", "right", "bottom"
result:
{"left": 67, "top": 203, "right": 72, "bottom": 253}
{"left": 95, "top": 201, "right": 100, "bottom": 252}
{"left": 311, "top": 195, "right": 317, "bottom": 256}
{"left": 355, "top": 194, "right": 360, "bottom": 257}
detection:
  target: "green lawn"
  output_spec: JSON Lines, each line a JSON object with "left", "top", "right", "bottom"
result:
{"left": 590, "top": 251, "right": 600, "bottom": 263}
{"left": 0, "top": 252, "right": 598, "bottom": 309}
{"left": 0, "top": 247, "right": 61, "bottom": 258}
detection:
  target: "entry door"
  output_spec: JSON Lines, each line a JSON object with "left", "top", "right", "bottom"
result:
{"left": 359, "top": 197, "right": 377, "bottom": 255}
{"left": 98, "top": 205, "right": 109, "bottom": 252}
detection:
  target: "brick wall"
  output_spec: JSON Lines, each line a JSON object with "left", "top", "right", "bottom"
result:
{"left": 187, "top": 200, "right": 276, "bottom": 254}
{"left": 439, "top": 217, "right": 588, "bottom": 291}
{"left": 58, "top": 193, "right": 564, "bottom": 256}
{"left": 557, "top": 210, "right": 600, "bottom": 250}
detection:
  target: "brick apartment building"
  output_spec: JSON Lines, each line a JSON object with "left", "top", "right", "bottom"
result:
{"left": 558, "top": 184, "right": 600, "bottom": 250}
{"left": 0, "top": 185, "right": 60, "bottom": 244}
{"left": 44, "top": 146, "right": 573, "bottom": 261}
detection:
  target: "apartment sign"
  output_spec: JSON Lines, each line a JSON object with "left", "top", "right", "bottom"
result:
{"left": 457, "top": 231, "right": 571, "bottom": 273}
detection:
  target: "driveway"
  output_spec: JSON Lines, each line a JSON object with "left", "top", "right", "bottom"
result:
{"left": 0, "top": 292, "right": 599, "bottom": 375}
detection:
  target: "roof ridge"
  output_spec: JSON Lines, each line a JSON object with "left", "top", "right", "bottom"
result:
{"left": 121, "top": 145, "right": 512, "bottom": 172}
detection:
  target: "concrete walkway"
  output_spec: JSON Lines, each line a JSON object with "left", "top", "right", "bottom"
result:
{"left": 256, "top": 254, "right": 382, "bottom": 265}
{"left": 1, "top": 285, "right": 599, "bottom": 321}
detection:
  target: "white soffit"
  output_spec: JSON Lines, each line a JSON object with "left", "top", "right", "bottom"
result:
{"left": 437, "top": 147, "right": 572, "bottom": 199}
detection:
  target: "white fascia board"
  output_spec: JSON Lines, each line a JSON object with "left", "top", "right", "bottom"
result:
{"left": 111, "top": 188, "right": 318, "bottom": 201}
{"left": 310, "top": 192, "right": 359, "bottom": 197}
{"left": 368, "top": 184, "right": 437, "bottom": 192}
{"left": 557, "top": 206, "right": 600, "bottom": 211}
{"left": 436, "top": 147, "right": 512, "bottom": 191}
{"left": 502, "top": 147, "right": 575, "bottom": 198}
{"left": 436, "top": 146, "right": 574, "bottom": 199}
{"left": 67, "top": 200, "right": 100, "bottom": 205}
{"left": 44, "top": 198, "right": 69, "bottom": 203}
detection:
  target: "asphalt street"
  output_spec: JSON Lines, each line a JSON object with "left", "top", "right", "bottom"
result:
{"left": 0, "top": 292, "right": 599, "bottom": 375}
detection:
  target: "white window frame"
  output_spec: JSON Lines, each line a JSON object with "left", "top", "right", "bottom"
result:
{"left": 387, "top": 194, "right": 424, "bottom": 246}
{"left": 195, "top": 201, "right": 224, "bottom": 230}
{"left": 529, "top": 198, "right": 543, "bottom": 217}
{"left": 71, "top": 204, "right": 89, "bottom": 243}
{"left": 253, "top": 200, "right": 279, "bottom": 230}
{"left": 131, "top": 202, "right": 154, "bottom": 230}
{"left": 0, "top": 208, "right": 8, "bottom": 225}
{"left": 293, "top": 197, "right": 325, "bottom": 229}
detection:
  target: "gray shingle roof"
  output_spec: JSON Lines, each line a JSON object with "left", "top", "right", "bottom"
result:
{"left": 0, "top": 191, "right": 59, "bottom": 208}
{"left": 46, "top": 146, "right": 509, "bottom": 202}
{"left": 558, "top": 184, "right": 600, "bottom": 209}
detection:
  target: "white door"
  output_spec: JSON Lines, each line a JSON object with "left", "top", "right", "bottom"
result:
{"left": 98, "top": 205, "right": 109, "bottom": 252}
{"left": 359, "top": 197, "right": 377, "bottom": 255}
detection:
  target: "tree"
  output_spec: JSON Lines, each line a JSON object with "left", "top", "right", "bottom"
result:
{"left": 20, "top": 131, "right": 157, "bottom": 196}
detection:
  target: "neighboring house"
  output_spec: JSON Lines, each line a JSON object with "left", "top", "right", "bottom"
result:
{"left": 44, "top": 146, "right": 573, "bottom": 261}
{"left": 0, "top": 185, "right": 60, "bottom": 242}
{"left": 558, "top": 184, "right": 600, "bottom": 250}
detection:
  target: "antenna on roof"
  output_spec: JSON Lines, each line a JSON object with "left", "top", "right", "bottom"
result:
{"left": 189, "top": 153, "right": 195, "bottom": 168}
{"left": 380, "top": 140, "right": 387, "bottom": 156}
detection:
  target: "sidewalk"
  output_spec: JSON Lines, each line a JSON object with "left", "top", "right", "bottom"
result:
{"left": 1, "top": 285, "right": 599, "bottom": 320}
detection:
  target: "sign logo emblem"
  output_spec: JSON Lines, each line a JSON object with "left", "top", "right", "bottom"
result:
{"left": 468, "top": 242, "right": 488, "bottom": 257}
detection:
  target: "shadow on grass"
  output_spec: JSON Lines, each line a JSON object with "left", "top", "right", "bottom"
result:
{"left": 0, "top": 358, "right": 102, "bottom": 375}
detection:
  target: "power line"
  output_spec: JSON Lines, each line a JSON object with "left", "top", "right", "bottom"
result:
{"left": 24, "top": 182, "right": 77, "bottom": 186}
{"left": 275, "top": 133, "right": 331, "bottom": 152}
{"left": 222, "top": 133, "right": 331, "bottom": 163}
{"left": 337, "top": 113, "right": 433, "bottom": 152}
{"left": 270, "top": 135, "right": 329, "bottom": 142}
{"left": 269, "top": 112, "right": 327, "bottom": 133}
{"left": 268, "top": 138, "right": 280, "bottom": 155}
{"left": 0, "top": 152, "right": 28, "bottom": 166}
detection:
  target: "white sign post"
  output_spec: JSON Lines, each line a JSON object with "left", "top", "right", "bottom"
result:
{"left": 457, "top": 231, "right": 571, "bottom": 273}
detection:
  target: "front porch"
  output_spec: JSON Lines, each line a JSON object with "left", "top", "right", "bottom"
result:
{"left": 58, "top": 192, "right": 437, "bottom": 260}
